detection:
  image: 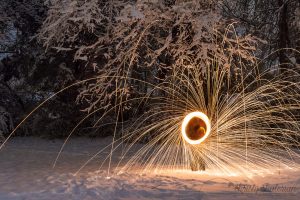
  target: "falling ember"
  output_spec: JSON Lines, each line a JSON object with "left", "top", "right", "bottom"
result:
{"left": 181, "top": 112, "right": 211, "bottom": 145}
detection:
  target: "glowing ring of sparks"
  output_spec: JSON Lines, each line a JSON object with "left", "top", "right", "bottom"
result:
{"left": 181, "top": 111, "right": 211, "bottom": 145}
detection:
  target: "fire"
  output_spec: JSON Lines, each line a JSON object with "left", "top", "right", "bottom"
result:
{"left": 181, "top": 112, "right": 211, "bottom": 145}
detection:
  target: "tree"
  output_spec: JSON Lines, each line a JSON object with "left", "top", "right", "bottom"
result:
{"left": 222, "top": 0, "right": 300, "bottom": 68}
{"left": 38, "top": 0, "right": 258, "bottom": 117}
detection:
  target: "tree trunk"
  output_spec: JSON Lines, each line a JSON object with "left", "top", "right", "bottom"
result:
{"left": 278, "top": 0, "right": 290, "bottom": 71}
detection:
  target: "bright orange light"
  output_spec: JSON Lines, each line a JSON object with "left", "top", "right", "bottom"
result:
{"left": 181, "top": 111, "right": 211, "bottom": 145}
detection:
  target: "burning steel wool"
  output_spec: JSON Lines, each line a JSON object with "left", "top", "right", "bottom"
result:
{"left": 88, "top": 59, "right": 300, "bottom": 176}
{"left": 3, "top": 58, "right": 300, "bottom": 177}
{"left": 2, "top": 60, "right": 300, "bottom": 177}
{"left": 181, "top": 112, "right": 211, "bottom": 145}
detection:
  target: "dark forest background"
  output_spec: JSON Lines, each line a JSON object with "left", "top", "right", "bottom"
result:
{"left": 0, "top": 0, "right": 299, "bottom": 139}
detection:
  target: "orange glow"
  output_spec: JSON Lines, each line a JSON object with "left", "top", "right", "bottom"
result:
{"left": 181, "top": 112, "right": 211, "bottom": 145}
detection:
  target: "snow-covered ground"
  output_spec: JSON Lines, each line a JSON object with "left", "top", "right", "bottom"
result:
{"left": 0, "top": 137, "right": 299, "bottom": 200}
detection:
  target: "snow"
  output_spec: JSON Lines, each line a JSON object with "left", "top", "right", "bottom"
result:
{"left": 0, "top": 137, "right": 299, "bottom": 200}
